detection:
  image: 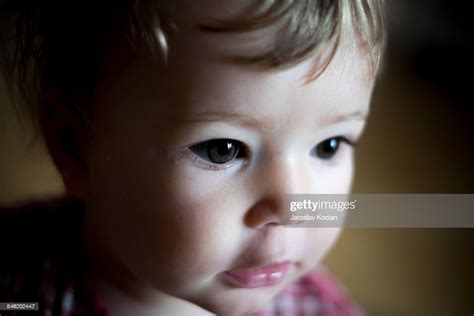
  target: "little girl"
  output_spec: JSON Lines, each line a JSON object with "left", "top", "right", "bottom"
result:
{"left": 0, "top": 0, "right": 385, "bottom": 315}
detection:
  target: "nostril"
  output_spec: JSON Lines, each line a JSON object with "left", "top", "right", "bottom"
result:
{"left": 257, "top": 222, "right": 286, "bottom": 232}
{"left": 265, "top": 222, "right": 280, "bottom": 227}
{"left": 244, "top": 200, "right": 290, "bottom": 229}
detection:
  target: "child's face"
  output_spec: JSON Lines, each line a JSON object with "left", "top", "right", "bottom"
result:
{"left": 80, "top": 4, "right": 375, "bottom": 314}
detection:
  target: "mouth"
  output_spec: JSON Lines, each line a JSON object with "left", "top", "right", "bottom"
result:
{"left": 220, "top": 261, "right": 291, "bottom": 288}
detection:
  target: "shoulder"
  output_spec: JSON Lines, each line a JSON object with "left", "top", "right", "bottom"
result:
{"left": 0, "top": 195, "right": 97, "bottom": 315}
{"left": 251, "top": 265, "right": 365, "bottom": 316}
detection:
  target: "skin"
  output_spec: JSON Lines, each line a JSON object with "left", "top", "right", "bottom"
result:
{"left": 44, "top": 2, "right": 375, "bottom": 315}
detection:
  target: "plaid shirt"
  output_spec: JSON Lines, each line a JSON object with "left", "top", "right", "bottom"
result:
{"left": 0, "top": 196, "right": 364, "bottom": 316}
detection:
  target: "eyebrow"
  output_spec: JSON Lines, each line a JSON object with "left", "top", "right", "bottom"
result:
{"left": 182, "top": 110, "right": 367, "bottom": 130}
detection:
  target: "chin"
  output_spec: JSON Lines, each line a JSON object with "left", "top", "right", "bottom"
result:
{"left": 189, "top": 287, "right": 280, "bottom": 316}
{"left": 206, "top": 301, "right": 267, "bottom": 316}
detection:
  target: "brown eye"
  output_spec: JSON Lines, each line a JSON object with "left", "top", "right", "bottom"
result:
{"left": 312, "top": 137, "right": 345, "bottom": 160}
{"left": 189, "top": 139, "right": 244, "bottom": 164}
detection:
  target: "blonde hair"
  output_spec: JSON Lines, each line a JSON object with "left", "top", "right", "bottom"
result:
{"left": 0, "top": 0, "right": 385, "bottom": 131}
{"left": 197, "top": 0, "right": 385, "bottom": 78}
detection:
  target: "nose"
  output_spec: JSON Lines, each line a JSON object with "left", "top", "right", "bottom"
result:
{"left": 244, "top": 153, "right": 309, "bottom": 229}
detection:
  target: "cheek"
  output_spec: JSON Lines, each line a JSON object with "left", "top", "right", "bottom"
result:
{"left": 88, "top": 149, "right": 245, "bottom": 291}
{"left": 312, "top": 152, "right": 355, "bottom": 193}
{"left": 291, "top": 228, "right": 342, "bottom": 269}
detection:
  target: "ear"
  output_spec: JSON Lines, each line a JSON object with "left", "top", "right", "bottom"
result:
{"left": 40, "top": 91, "right": 91, "bottom": 200}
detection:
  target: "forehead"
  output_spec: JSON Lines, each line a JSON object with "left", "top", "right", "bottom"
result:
{"left": 96, "top": 1, "right": 374, "bottom": 126}
{"left": 98, "top": 41, "right": 372, "bottom": 133}
{"left": 176, "top": 47, "right": 370, "bottom": 121}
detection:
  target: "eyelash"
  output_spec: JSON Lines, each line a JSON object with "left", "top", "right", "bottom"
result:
{"left": 172, "top": 139, "right": 248, "bottom": 171}
{"left": 184, "top": 153, "right": 242, "bottom": 171}
{"left": 176, "top": 136, "right": 357, "bottom": 171}
{"left": 310, "top": 136, "right": 357, "bottom": 161}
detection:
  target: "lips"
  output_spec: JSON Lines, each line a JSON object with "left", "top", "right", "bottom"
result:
{"left": 221, "top": 261, "right": 291, "bottom": 288}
